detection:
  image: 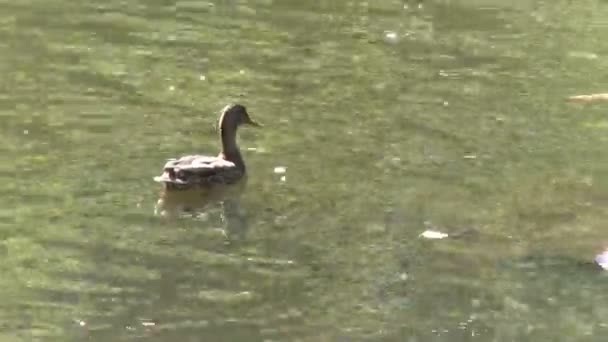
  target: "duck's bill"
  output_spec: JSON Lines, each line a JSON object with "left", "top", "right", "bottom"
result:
{"left": 248, "top": 119, "right": 262, "bottom": 127}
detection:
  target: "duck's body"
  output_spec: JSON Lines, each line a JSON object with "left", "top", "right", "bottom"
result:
{"left": 154, "top": 154, "right": 244, "bottom": 187}
{"left": 154, "top": 104, "right": 259, "bottom": 190}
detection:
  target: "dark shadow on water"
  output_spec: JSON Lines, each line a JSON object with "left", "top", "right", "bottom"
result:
{"left": 37, "top": 235, "right": 306, "bottom": 340}
{"left": 60, "top": 69, "right": 201, "bottom": 117}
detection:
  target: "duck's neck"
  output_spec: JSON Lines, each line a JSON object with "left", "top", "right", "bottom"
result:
{"left": 219, "top": 122, "right": 245, "bottom": 171}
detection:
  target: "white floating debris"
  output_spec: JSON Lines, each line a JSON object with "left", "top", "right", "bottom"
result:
{"left": 595, "top": 250, "right": 608, "bottom": 270}
{"left": 273, "top": 166, "right": 287, "bottom": 174}
{"left": 199, "top": 75, "right": 206, "bottom": 81}
{"left": 239, "top": 70, "right": 245, "bottom": 75}
{"left": 383, "top": 31, "right": 399, "bottom": 44}
{"left": 463, "top": 154, "right": 477, "bottom": 160}
{"left": 280, "top": 175, "right": 286, "bottom": 182}
{"left": 419, "top": 230, "right": 449, "bottom": 239}
{"left": 23, "top": 129, "right": 29, "bottom": 135}
{"left": 568, "top": 51, "right": 599, "bottom": 60}
{"left": 168, "top": 85, "right": 175, "bottom": 91}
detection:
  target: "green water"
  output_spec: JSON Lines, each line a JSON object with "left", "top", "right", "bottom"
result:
{"left": 3, "top": 0, "right": 608, "bottom": 340}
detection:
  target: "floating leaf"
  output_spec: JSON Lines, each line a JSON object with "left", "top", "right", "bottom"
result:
{"left": 567, "top": 93, "right": 608, "bottom": 102}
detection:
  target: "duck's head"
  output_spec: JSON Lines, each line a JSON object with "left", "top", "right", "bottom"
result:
{"left": 219, "top": 104, "right": 261, "bottom": 130}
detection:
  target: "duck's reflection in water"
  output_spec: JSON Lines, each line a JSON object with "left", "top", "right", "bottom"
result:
{"left": 154, "top": 180, "right": 249, "bottom": 239}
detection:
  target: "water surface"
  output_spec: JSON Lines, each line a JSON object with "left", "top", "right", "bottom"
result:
{"left": 2, "top": 0, "right": 608, "bottom": 341}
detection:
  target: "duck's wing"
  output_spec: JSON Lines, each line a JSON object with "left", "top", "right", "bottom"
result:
{"left": 154, "top": 155, "right": 242, "bottom": 185}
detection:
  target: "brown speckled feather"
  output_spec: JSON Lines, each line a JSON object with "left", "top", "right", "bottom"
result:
{"left": 154, "top": 155, "right": 245, "bottom": 188}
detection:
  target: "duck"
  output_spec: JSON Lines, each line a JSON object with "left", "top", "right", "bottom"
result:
{"left": 154, "top": 103, "right": 260, "bottom": 190}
